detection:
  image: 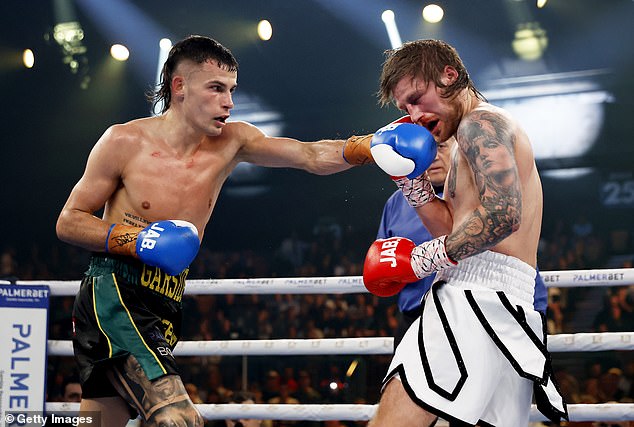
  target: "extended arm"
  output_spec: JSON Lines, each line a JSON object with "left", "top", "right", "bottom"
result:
{"left": 234, "top": 121, "right": 368, "bottom": 175}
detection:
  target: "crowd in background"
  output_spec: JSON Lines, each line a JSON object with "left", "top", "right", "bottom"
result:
{"left": 1, "top": 213, "right": 633, "bottom": 426}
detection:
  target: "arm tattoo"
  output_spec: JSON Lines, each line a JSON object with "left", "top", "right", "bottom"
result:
{"left": 447, "top": 110, "right": 521, "bottom": 260}
{"left": 447, "top": 150, "right": 458, "bottom": 199}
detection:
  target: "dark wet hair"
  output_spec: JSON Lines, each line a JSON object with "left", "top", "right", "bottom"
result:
{"left": 378, "top": 39, "right": 485, "bottom": 106}
{"left": 148, "top": 35, "right": 238, "bottom": 114}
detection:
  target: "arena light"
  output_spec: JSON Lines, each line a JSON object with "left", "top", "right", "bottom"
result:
{"left": 159, "top": 37, "right": 172, "bottom": 51}
{"left": 48, "top": 21, "right": 90, "bottom": 86}
{"left": 537, "top": 0, "right": 548, "bottom": 8}
{"left": 22, "top": 49, "right": 35, "bottom": 68}
{"left": 110, "top": 44, "right": 129, "bottom": 61}
{"left": 346, "top": 359, "right": 359, "bottom": 377}
{"left": 156, "top": 38, "right": 172, "bottom": 85}
{"left": 482, "top": 70, "right": 612, "bottom": 161}
{"left": 46, "top": 0, "right": 90, "bottom": 88}
{"left": 422, "top": 4, "right": 444, "bottom": 24}
{"left": 381, "top": 10, "right": 402, "bottom": 49}
{"left": 152, "top": 38, "right": 172, "bottom": 116}
{"left": 512, "top": 22, "right": 548, "bottom": 61}
{"left": 257, "top": 20, "right": 273, "bottom": 41}
{"left": 75, "top": 0, "right": 176, "bottom": 92}
{"left": 541, "top": 167, "right": 594, "bottom": 180}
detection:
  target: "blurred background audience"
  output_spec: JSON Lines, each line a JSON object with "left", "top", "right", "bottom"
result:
{"left": 5, "top": 213, "right": 634, "bottom": 426}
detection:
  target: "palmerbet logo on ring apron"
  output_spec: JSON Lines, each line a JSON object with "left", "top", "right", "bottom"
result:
{"left": 0, "top": 284, "right": 49, "bottom": 423}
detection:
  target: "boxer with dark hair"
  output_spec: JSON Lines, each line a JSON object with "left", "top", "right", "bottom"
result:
{"left": 57, "top": 35, "right": 377, "bottom": 427}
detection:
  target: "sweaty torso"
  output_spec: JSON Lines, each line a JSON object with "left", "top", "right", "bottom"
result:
{"left": 444, "top": 103, "right": 543, "bottom": 267}
{"left": 103, "top": 118, "right": 246, "bottom": 240}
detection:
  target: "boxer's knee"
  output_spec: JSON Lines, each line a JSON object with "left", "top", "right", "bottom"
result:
{"left": 370, "top": 378, "right": 437, "bottom": 427}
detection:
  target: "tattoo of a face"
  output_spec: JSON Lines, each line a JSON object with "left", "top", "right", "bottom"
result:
{"left": 447, "top": 110, "right": 521, "bottom": 260}
{"left": 113, "top": 356, "right": 202, "bottom": 425}
{"left": 152, "top": 376, "right": 178, "bottom": 400}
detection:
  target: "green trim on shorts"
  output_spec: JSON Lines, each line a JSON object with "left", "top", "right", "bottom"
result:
{"left": 93, "top": 273, "right": 167, "bottom": 380}
{"left": 87, "top": 254, "right": 142, "bottom": 284}
{"left": 87, "top": 253, "right": 187, "bottom": 303}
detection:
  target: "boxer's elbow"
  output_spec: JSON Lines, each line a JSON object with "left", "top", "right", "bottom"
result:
{"left": 56, "top": 210, "right": 72, "bottom": 242}
{"left": 56, "top": 208, "right": 85, "bottom": 244}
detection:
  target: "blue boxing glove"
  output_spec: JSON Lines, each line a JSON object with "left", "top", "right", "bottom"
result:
{"left": 137, "top": 220, "right": 200, "bottom": 275}
{"left": 106, "top": 220, "right": 200, "bottom": 276}
{"left": 370, "top": 123, "right": 437, "bottom": 179}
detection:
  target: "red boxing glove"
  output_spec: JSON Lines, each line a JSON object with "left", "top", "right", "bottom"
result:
{"left": 363, "top": 237, "right": 419, "bottom": 297}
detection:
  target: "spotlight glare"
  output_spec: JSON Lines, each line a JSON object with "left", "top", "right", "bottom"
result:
{"left": 381, "top": 9, "right": 395, "bottom": 23}
{"left": 258, "top": 20, "right": 273, "bottom": 41}
{"left": 154, "top": 38, "right": 173, "bottom": 116}
{"left": 381, "top": 9, "right": 402, "bottom": 48}
{"left": 23, "top": 49, "right": 35, "bottom": 68}
{"left": 422, "top": 4, "right": 444, "bottom": 24}
{"left": 512, "top": 22, "right": 548, "bottom": 60}
{"left": 537, "top": 0, "right": 548, "bottom": 8}
{"left": 110, "top": 44, "right": 130, "bottom": 61}
{"left": 159, "top": 38, "right": 172, "bottom": 51}
{"left": 329, "top": 382, "right": 338, "bottom": 390}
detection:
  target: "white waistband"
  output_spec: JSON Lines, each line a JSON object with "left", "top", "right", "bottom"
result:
{"left": 435, "top": 251, "right": 536, "bottom": 305}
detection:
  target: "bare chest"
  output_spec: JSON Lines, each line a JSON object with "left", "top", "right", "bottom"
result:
{"left": 115, "top": 150, "right": 232, "bottom": 224}
{"left": 445, "top": 150, "right": 479, "bottom": 221}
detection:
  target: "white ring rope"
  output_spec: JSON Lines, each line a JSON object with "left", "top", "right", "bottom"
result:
{"left": 16, "top": 268, "right": 633, "bottom": 422}
{"left": 47, "top": 332, "right": 634, "bottom": 357}
{"left": 44, "top": 402, "right": 634, "bottom": 422}
{"left": 5, "top": 267, "right": 634, "bottom": 295}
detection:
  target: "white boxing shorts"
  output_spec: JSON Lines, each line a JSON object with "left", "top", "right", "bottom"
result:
{"left": 383, "top": 251, "right": 567, "bottom": 426}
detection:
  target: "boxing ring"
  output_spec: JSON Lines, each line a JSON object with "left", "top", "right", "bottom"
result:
{"left": 13, "top": 267, "right": 634, "bottom": 423}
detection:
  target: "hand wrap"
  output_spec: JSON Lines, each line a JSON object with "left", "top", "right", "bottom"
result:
{"left": 410, "top": 236, "right": 457, "bottom": 279}
{"left": 393, "top": 175, "right": 436, "bottom": 208}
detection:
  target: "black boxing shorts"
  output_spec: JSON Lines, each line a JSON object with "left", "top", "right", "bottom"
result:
{"left": 72, "top": 253, "right": 187, "bottom": 399}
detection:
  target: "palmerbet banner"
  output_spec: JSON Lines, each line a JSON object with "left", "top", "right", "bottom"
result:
{"left": 0, "top": 284, "right": 49, "bottom": 422}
